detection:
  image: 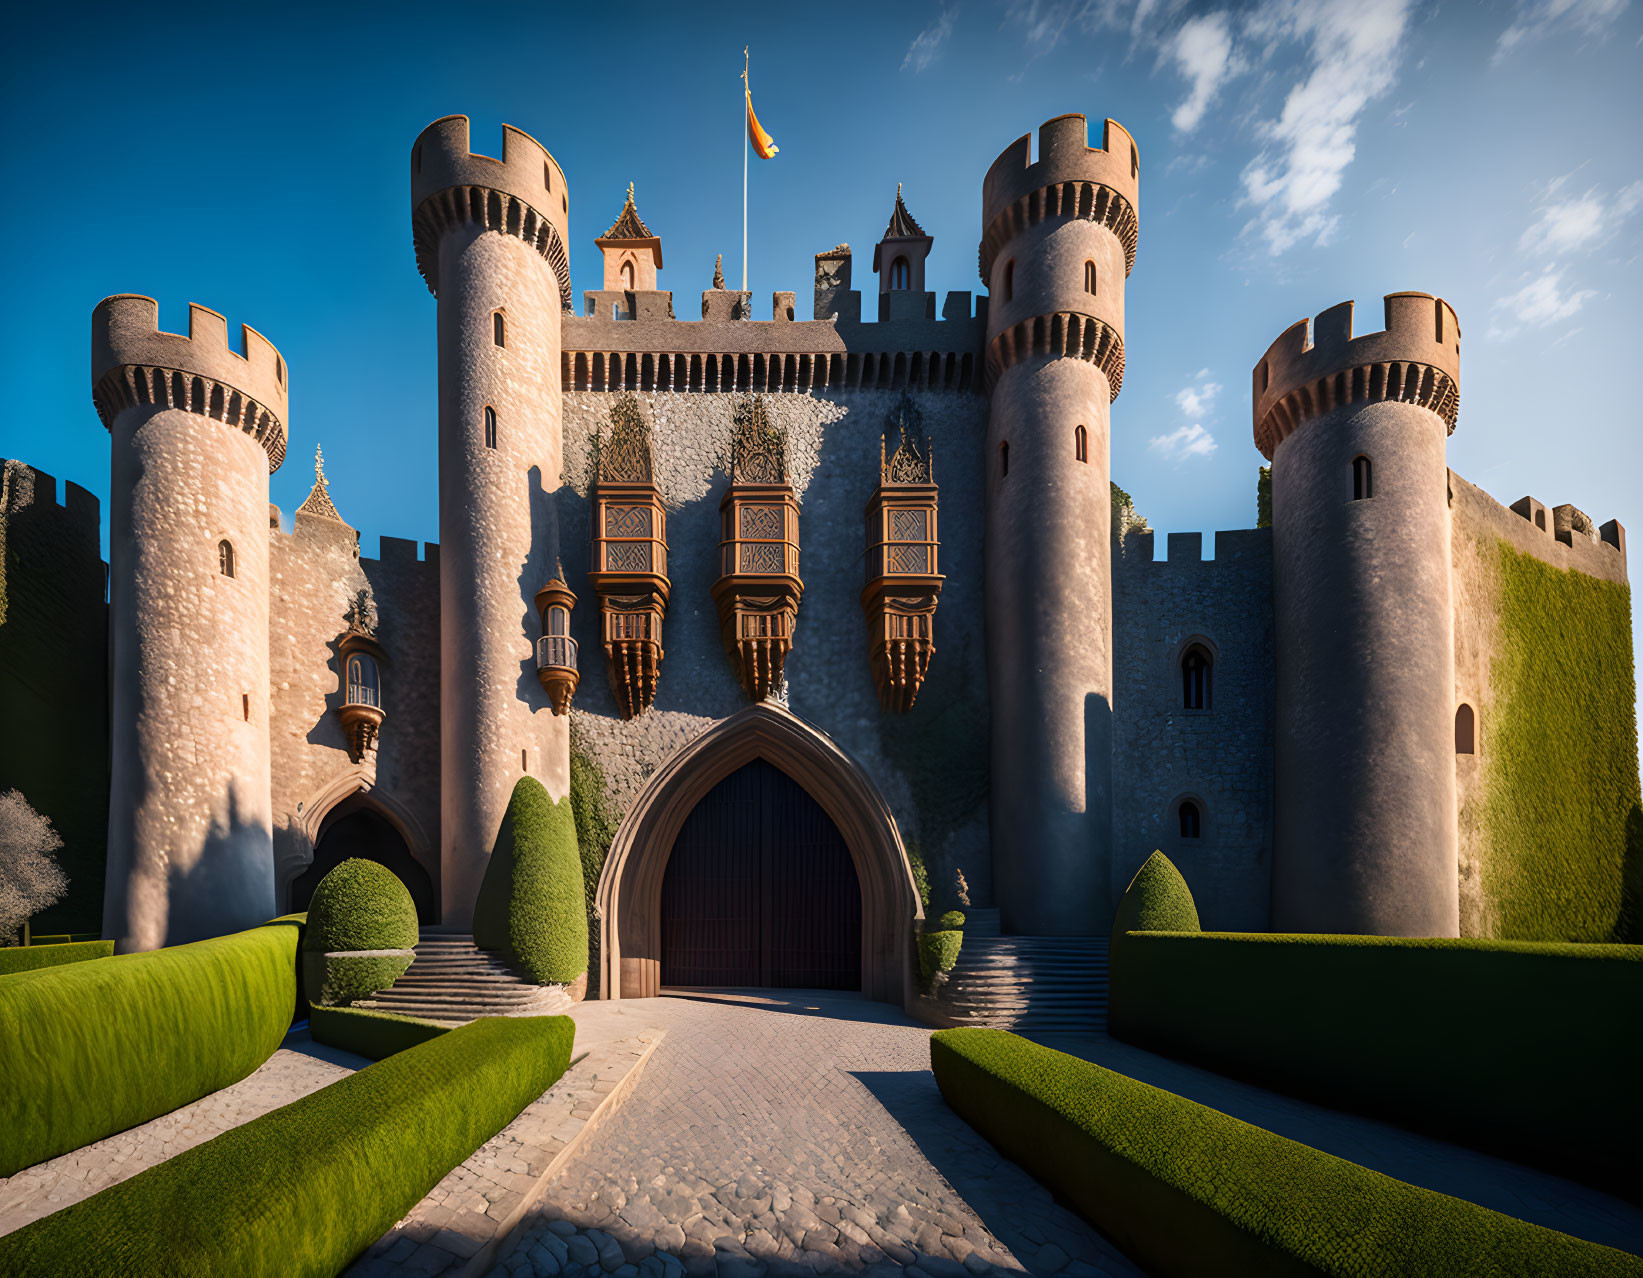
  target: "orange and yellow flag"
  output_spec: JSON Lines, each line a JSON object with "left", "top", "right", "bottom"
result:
{"left": 745, "top": 84, "right": 778, "bottom": 159}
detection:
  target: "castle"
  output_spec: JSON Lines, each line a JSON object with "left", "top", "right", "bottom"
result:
{"left": 3, "top": 112, "right": 1636, "bottom": 1002}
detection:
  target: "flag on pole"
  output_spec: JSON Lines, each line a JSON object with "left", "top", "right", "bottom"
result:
{"left": 745, "top": 72, "right": 778, "bottom": 157}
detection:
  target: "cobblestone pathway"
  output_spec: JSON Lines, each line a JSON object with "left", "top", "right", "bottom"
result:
{"left": 489, "top": 992, "right": 1138, "bottom": 1278}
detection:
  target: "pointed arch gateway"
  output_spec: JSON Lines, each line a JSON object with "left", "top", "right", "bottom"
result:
{"left": 596, "top": 703, "right": 922, "bottom": 1005}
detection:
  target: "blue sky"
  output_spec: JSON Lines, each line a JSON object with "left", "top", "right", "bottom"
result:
{"left": 2, "top": 0, "right": 1639, "bottom": 738}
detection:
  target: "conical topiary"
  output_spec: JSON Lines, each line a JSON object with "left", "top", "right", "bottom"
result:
{"left": 473, "top": 777, "right": 588, "bottom": 986}
{"left": 1111, "top": 850, "right": 1201, "bottom": 943}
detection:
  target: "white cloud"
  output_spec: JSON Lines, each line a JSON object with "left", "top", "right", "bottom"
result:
{"left": 1168, "top": 12, "right": 1237, "bottom": 132}
{"left": 1239, "top": 0, "right": 1413, "bottom": 255}
{"left": 1003, "top": 0, "right": 1086, "bottom": 52}
{"left": 1150, "top": 423, "right": 1219, "bottom": 461}
{"left": 1495, "top": 0, "right": 1631, "bottom": 63}
{"left": 1488, "top": 268, "right": 1597, "bottom": 339}
{"left": 903, "top": 7, "right": 958, "bottom": 72}
{"left": 1174, "top": 377, "right": 1222, "bottom": 419}
{"left": 1518, "top": 180, "right": 1643, "bottom": 254}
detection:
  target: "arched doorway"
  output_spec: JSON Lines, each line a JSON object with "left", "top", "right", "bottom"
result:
{"left": 661, "top": 759, "right": 862, "bottom": 989}
{"left": 598, "top": 703, "right": 921, "bottom": 1005}
{"left": 290, "top": 801, "right": 437, "bottom": 923}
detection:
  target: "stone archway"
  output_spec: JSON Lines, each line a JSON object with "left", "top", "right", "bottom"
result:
{"left": 596, "top": 703, "right": 922, "bottom": 1005}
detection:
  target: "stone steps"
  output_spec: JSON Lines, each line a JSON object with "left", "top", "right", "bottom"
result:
{"left": 352, "top": 930, "right": 574, "bottom": 1025}
{"left": 936, "top": 932, "right": 1110, "bottom": 1033}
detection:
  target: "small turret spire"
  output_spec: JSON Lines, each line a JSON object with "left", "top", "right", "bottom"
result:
{"left": 296, "top": 443, "right": 349, "bottom": 524}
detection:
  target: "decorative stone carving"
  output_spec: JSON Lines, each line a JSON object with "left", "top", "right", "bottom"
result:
{"left": 589, "top": 396, "right": 669, "bottom": 717}
{"left": 862, "top": 398, "right": 942, "bottom": 712}
{"left": 534, "top": 565, "right": 579, "bottom": 716}
{"left": 713, "top": 396, "right": 802, "bottom": 701}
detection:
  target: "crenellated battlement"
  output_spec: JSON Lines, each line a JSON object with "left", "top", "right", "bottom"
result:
{"left": 1253, "top": 292, "right": 1460, "bottom": 460}
{"left": 980, "top": 115, "right": 1139, "bottom": 281}
{"left": 411, "top": 115, "right": 572, "bottom": 310}
{"left": 1119, "top": 526, "right": 1272, "bottom": 571}
{"left": 91, "top": 295, "right": 288, "bottom": 472}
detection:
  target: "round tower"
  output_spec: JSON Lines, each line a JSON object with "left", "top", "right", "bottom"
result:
{"left": 980, "top": 114, "right": 1139, "bottom": 936}
{"left": 91, "top": 296, "right": 287, "bottom": 950}
{"left": 412, "top": 116, "right": 572, "bottom": 927}
{"left": 1256, "top": 292, "right": 1462, "bottom": 936}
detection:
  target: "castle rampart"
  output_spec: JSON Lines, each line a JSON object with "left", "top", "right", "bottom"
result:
{"left": 92, "top": 296, "right": 288, "bottom": 471}
{"left": 412, "top": 117, "right": 573, "bottom": 313}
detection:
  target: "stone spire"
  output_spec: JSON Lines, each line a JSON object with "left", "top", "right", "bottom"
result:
{"left": 296, "top": 444, "right": 349, "bottom": 524}
{"left": 882, "top": 183, "right": 928, "bottom": 240}
{"left": 713, "top": 254, "right": 726, "bottom": 290}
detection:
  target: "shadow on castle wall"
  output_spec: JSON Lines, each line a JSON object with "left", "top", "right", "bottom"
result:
{"left": 164, "top": 780, "right": 274, "bottom": 947}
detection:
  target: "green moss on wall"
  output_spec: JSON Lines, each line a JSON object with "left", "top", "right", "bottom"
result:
{"left": 1256, "top": 465, "right": 1272, "bottom": 529}
{"left": 1483, "top": 543, "right": 1639, "bottom": 942}
{"left": 569, "top": 725, "right": 619, "bottom": 996}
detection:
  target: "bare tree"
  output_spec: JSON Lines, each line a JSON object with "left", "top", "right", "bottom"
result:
{"left": 0, "top": 790, "right": 67, "bottom": 942}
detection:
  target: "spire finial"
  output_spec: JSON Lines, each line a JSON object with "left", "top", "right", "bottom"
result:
{"left": 297, "top": 441, "right": 349, "bottom": 525}
{"left": 713, "top": 253, "right": 726, "bottom": 290}
{"left": 626, "top": 180, "right": 634, "bottom": 202}
{"left": 314, "top": 443, "right": 325, "bottom": 482}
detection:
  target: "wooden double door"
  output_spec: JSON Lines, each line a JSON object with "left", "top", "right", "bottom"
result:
{"left": 660, "top": 759, "right": 862, "bottom": 989}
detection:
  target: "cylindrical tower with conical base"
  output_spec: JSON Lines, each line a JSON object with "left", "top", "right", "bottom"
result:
{"left": 1257, "top": 292, "right": 1462, "bottom": 936}
{"left": 92, "top": 296, "right": 287, "bottom": 950}
{"left": 981, "top": 114, "right": 1139, "bottom": 936}
{"left": 412, "top": 116, "right": 572, "bottom": 927}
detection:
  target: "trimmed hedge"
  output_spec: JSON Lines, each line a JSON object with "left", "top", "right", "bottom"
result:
{"left": 0, "top": 921, "right": 298, "bottom": 1178}
{"left": 1109, "top": 930, "right": 1643, "bottom": 1201}
{"left": 474, "top": 777, "right": 588, "bottom": 985}
{"left": 931, "top": 1028, "right": 1643, "bottom": 1277}
{"left": 918, "top": 930, "right": 964, "bottom": 986}
{"left": 0, "top": 938, "right": 114, "bottom": 977}
{"left": 0, "top": 1015, "right": 575, "bottom": 1278}
{"left": 308, "top": 1005, "right": 451, "bottom": 1061}
{"left": 936, "top": 910, "right": 966, "bottom": 931}
{"left": 1110, "top": 851, "right": 1200, "bottom": 944}
{"left": 302, "top": 859, "right": 417, "bottom": 955}
{"left": 305, "top": 951, "right": 415, "bottom": 1008}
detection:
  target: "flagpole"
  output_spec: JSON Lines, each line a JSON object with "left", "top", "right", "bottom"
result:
{"left": 741, "top": 46, "right": 749, "bottom": 293}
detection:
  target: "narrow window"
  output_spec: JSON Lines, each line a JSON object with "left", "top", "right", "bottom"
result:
{"left": 544, "top": 162, "right": 551, "bottom": 190}
{"left": 1455, "top": 704, "right": 1475, "bottom": 754}
{"left": 621, "top": 261, "right": 635, "bottom": 290}
{"left": 275, "top": 355, "right": 284, "bottom": 385}
{"left": 1179, "top": 801, "right": 1201, "bottom": 839}
{"left": 1002, "top": 260, "right": 1014, "bottom": 303}
{"left": 1352, "top": 455, "right": 1373, "bottom": 501}
{"left": 218, "top": 539, "right": 235, "bottom": 578}
{"left": 548, "top": 605, "right": 568, "bottom": 636}
{"left": 493, "top": 311, "right": 505, "bottom": 347}
{"left": 999, "top": 440, "right": 1009, "bottom": 478}
{"left": 1182, "top": 644, "right": 1211, "bottom": 710}
{"left": 242, "top": 693, "right": 250, "bottom": 722}
{"left": 891, "top": 256, "right": 910, "bottom": 290}
{"left": 1260, "top": 360, "right": 1270, "bottom": 392}
{"left": 1084, "top": 260, "right": 1097, "bottom": 295}
{"left": 484, "top": 406, "right": 498, "bottom": 449}
{"left": 1075, "top": 425, "right": 1088, "bottom": 463}
{"left": 522, "top": 748, "right": 529, "bottom": 770}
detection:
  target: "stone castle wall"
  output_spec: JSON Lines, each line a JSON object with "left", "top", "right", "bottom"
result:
{"left": 267, "top": 510, "right": 442, "bottom": 914}
{"left": 0, "top": 462, "right": 109, "bottom": 936}
{"left": 560, "top": 386, "right": 993, "bottom": 912}
{"left": 1111, "top": 525, "right": 1276, "bottom": 931}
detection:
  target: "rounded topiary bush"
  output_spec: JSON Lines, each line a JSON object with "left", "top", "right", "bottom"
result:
{"left": 303, "top": 859, "right": 419, "bottom": 954}
{"left": 918, "top": 929, "right": 964, "bottom": 988}
{"left": 301, "top": 859, "right": 418, "bottom": 1007}
{"left": 937, "top": 910, "right": 967, "bottom": 931}
{"left": 473, "top": 777, "right": 588, "bottom": 987}
{"left": 1111, "top": 851, "right": 1201, "bottom": 942}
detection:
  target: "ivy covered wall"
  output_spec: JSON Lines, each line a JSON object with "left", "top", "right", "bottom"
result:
{"left": 1451, "top": 473, "right": 1638, "bottom": 943}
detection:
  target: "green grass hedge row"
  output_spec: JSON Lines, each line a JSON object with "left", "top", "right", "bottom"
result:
{"left": 931, "top": 1028, "right": 1643, "bottom": 1277}
{"left": 301, "top": 950, "right": 415, "bottom": 1008}
{"left": 307, "top": 1005, "right": 451, "bottom": 1061}
{"left": 474, "top": 777, "right": 588, "bottom": 985}
{"left": 0, "top": 1015, "right": 575, "bottom": 1277}
{"left": 0, "top": 938, "right": 114, "bottom": 977}
{"left": 302, "top": 859, "right": 418, "bottom": 956}
{"left": 0, "top": 920, "right": 299, "bottom": 1178}
{"left": 1109, "top": 928, "right": 1643, "bottom": 1201}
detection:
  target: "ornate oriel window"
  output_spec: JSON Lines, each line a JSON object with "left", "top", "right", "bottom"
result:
{"left": 335, "top": 590, "right": 386, "bottom": 763}
{"left": 713, "top": 395, "right": 802, "bottom": 701}
{"left": 589, "top": 395, "right": 670, "bottom": 718}
{"left": 861, "top": 400, "right": 942, "bottom": 712}
{"left": 534, "top": 566, "right": 579, "bottom": 715}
